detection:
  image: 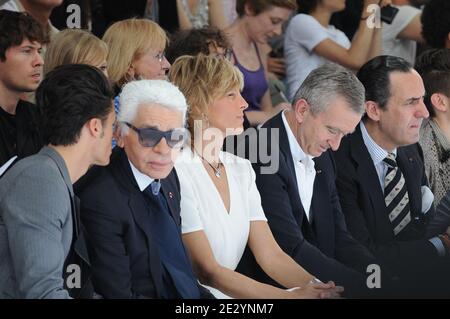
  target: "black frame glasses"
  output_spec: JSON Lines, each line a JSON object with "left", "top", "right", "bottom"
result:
{"left": 123, "top": 122, "right": 187, "bottom": 148}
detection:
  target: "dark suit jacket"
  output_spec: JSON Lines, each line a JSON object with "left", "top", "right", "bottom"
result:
{"left": 76, "top": 147, "right": 210, "bottom": 299}
{"left": 428, "top": 191, "right": 450, "bottom": 237}
{"left": 333, "top": 124, "right": 440, "bottom": 276}
{"left": 236, "top": 112, "right": 378, "bottom": 297}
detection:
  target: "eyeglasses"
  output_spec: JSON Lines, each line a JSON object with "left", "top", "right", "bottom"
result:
{"left": 123, "top": 122, "right": 187, "bottom": 148}
{"left": 154, "top": 51, "right": 166, "bottom": 63}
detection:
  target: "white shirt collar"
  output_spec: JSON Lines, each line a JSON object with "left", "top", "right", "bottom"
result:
{"left": 282, "top": 110, "right": 314, "bottom": 164}
{"left": 128, "top": 160, "right": 155, "bottom": 191}
{"left": 360, "top": 121, "right": 397, "bottom": 164}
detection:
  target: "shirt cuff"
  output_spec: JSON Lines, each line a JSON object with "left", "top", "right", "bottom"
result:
{"left": 429, "top": 236, "right": 446, "bottom": 257}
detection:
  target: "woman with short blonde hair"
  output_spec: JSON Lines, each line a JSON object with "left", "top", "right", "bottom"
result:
{"left": 103, "top": 18, "right": 170, "bottom": 89}
{"left": 169, "top": 54, "right": 243, "bottom": 143}
{"left": 170, "top": 55, "right": 341, "bottom": 299}
{"left": 44, "top": 29, "right": 108, "bottom": 76}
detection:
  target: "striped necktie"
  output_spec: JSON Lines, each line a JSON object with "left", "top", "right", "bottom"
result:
{"left": 383, "top": 152, "right": 411, "bottom": 236}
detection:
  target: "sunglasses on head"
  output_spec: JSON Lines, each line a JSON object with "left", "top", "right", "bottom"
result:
{"left": 123, "top": 122, "right": 187, "bottom": 148}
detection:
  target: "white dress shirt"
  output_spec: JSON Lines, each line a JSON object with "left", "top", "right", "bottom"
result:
{"left": 360, "top": 122, "right": 396, "bottom": 190}
{"left": 282, "top": 111, "right": 316, "bottom": 220}
{"left": 129, "top": 160, "right": 154, "bottom": 191}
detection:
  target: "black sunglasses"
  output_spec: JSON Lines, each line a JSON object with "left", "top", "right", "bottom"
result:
{"left": 123, "top": 122, "right": 187, "bottom": 148}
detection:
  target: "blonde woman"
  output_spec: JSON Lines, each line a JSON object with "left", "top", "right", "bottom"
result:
{"left": 170, "top": 55, "right": 342, "bottom": 299}
{"left": 102, "top": 18, "right": 171, "bottom": 147}
{"left": 103, "top": 18, "right": 170, "bottom": 94}
{"left": 44, "top": 29, "right": 108, "bottom": 76}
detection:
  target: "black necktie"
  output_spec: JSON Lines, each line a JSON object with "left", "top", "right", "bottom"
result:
{"left": 383, "top": 153, "right": 411, "bottom": 236}
{"left": 142, "top": 182, "right": 200, "bottom": 299}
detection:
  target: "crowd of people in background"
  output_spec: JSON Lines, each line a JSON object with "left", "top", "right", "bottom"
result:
{"left": 1, "top": 0, "right": 450, "bottom": 299}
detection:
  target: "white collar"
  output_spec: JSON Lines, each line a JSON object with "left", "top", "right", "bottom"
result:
{"left": 282, "top": 110, "right": 314, "bottom": 165}
{"left": 360, "top": 121, "right": 397, "bottom": 165}
{"left": 128, "top": 160, "right": 155, "bottom": 191}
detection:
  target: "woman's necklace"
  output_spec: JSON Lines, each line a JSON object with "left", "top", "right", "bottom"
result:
{"left": 197, "top": 153, "right": 222, "bottom": 178}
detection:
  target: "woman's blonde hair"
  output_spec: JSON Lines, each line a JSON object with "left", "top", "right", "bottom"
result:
{"left": 44, "top": 29, "right": 108, "bottom": 75}
{"left": 168, "top": 54, "right": 244, "bottom": 139}
{"left": 102, "top": 18, "right": 168, "bottom": 88}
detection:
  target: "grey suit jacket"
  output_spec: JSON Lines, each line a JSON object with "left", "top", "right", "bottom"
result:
{"left": 0, "top": 146, "right": 73, "bottom": 299}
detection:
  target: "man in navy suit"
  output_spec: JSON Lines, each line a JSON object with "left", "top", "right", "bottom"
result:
{"left": 236, "top": 63, "right": 388, "bottom": 297}
{"left": 333, "top": 55, "right": 450, "bottom": 297}
{"left": 77, "top": 79, "right": 212, "bottom": 299}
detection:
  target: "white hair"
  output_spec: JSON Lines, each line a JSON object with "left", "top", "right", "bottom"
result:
{"left": 117, "top": 80, "right": 188, "bottom": 127}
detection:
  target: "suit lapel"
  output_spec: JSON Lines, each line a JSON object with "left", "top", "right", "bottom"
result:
{"left": 310, "top": 158, "right": 327, "bottom": 226}
{"left": 309, "top": 160, "right": 332, "bottom": 251}
{"left": 160, "top": 178, "right": 181, "bottom": 229}
{"left": 71, "top": 196, "right": 91, "bottom": 266}
{"left": 397, "top": 148, "right": 420, "bottom": 216}
{"left": 264, "top": 113, "right": 308, "bottom": 228}
{"left": 127, "top": 193, "right": 164, "bottom": 297}
{"left": 42, "top": 146, "right": 92, "bottom": 266}
{"left": 113, "top": 149, "right": 155, "bottom": 241}
{"left": 113, "top": 148, "right": 165, "bottom": 298}
{"left": 350, "top": 126, "right": 393, "bottom": 234}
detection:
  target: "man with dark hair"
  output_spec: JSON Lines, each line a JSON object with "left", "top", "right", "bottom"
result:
{"left": 421, "top": 0, "right": 450, "bottom": 49}
{"left": 334, "top": 55, "right": 450, "bottom": 297}
{"left": 0, "top": 9, "right": 48, "bottom": 170}
{"left": 416, "top": 49, "right": 450, "bottom": 207}
{"left": 0, "top": 64, "right": 115, "bottom": 298}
